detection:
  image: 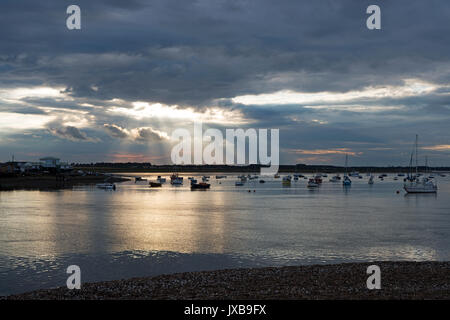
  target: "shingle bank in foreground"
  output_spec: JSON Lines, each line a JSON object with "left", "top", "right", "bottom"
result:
{"left": 5, "top": 261, "right": 449, "bottom": 300}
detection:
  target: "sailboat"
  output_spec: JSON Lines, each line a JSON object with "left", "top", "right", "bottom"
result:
{"left": 404, "top": 135, "right": 437, "bottom": 193}
{"left": 368, "top": 175, "right": 374, "bottom": 185}
{"left": 343, "top": 154, "right": 352, "bottom": 186}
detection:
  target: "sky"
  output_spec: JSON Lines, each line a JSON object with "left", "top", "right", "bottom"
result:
{"left": 0, "top": 0, "right": 449, "bottom": 166}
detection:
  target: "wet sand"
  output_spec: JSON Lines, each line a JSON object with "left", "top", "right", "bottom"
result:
{"left": 4, "top": 261, "right": 449, "bottom": 300}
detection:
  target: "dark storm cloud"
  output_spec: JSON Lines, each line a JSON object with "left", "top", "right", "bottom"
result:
{"left": 0, "top": 0, "right": 449, "bottom": 106}
{"left": 1, "top": 0, "right": 450, "bottom": 164}
{"left": 48, "top": 125, "right": 98, "bottom": 142}
{"left": 103, "top": 123, "right": 129, "bottom": 139}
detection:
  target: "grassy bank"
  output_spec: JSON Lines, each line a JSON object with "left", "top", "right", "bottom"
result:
{"left": 4, "top": 261, "right": 449, "bottom": 300}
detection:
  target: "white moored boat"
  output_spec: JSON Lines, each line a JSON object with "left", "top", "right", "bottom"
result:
{"left": 96, "top": 183, "right": 116, "bottom": 190}
{"left": 404, "top": 135, "right": 437, "bottom": 194}
{"left": 404, "top": 178, "right": 437, "bottom": 193}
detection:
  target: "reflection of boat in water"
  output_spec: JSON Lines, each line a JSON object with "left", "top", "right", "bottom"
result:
{"left": 170, "top": 173, "right": 183, "bottom": 185}
{"left": 404, "top": 135, "right": 437, "bottom": 194}
{"left": 191, "top": 182, "right": 210, "bottom": 190}
{"left": 149, "top": 182, "right": 162, "bottom": 187}
{"left": 96, "top": 183, "right": 116, "bottom": 190}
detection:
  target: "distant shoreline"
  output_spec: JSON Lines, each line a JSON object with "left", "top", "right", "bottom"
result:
{"left": 4, "top": 261, "right": 449, "bottom": 300}
{"left": 74, "top": 165, "right": 450, "bottom": 174}
{"left": 0, "top": 174, "right": 129, "bottom": 191}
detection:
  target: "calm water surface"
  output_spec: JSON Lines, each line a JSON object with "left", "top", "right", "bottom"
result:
{"left": 1, "top": 173, "right": 449, "bottom": 295}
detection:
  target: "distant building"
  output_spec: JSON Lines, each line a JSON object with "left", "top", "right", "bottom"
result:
{"left": 40, "top": 157, "right": 60, "bottom": 168}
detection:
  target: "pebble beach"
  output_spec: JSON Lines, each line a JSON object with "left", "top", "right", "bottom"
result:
{"left": 4, "top": 261, "right": 449, "bottom": 300}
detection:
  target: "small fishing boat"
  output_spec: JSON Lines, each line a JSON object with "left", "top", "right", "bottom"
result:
{"left": 135, "top": 176, "right": 147, "bottom": 182}
{"left": 307, "top": 178, "right": 319, "bottom": 188}
{"left": 235, "top": 181, "right": 244, "bottom": 186}
{"left": 157, "top": 176, "right": 166, "bottom": 183}
{"left": 274, "top": 174, "right": 280, "bottom": 178}
{"left": 170, "top": 173, "right": 183, "bottom": 185}
{"left": 314, "top": 174, "right": 322, "bottom": 184}
{"left": 191, "top": 182, "right": 210, "bottom": 190}
{"left": 215, "top": 175, "right": 227, "bottom": 179}
{"left": 404, "top": 135, "right": 437, "bottom": 194}
{"left": 149, "top": 182, "right": 162, "bottom": 187}
{"left": 259, "top": 179, "right": 266, "bottom": 183}
{"left": 343, "top": 154, "right": 352, "bottom": 186}
{"left": 96, "top": 183, "right": 116, "bottom": 190}
{"left": 342, "top": 176, "right": 352, "bottom": 186}
{"left": 282, "top": 176, "right": 291, "bottom": 186}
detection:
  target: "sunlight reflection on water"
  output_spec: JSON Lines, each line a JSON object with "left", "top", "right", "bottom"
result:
{"left": 1, "top": 173, "right": 449, "bottom": 295}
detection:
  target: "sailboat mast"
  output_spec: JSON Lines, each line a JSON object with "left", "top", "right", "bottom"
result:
{"left": 345, "top": 154, "right": 348, "bottom": 174}
{"left": 415, "top": 134, "right": 418, "bottom": 176}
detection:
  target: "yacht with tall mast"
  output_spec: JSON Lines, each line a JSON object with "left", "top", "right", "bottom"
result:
{"left": 404, "top": 135, "right": 437, "bottom": 193}
{"left": 343, "top": 154, "right": 352, "bottom": 186}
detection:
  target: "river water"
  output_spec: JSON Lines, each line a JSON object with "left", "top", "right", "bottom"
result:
{"left": 1, "top": 173, "right": 449, "bottom": 295}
